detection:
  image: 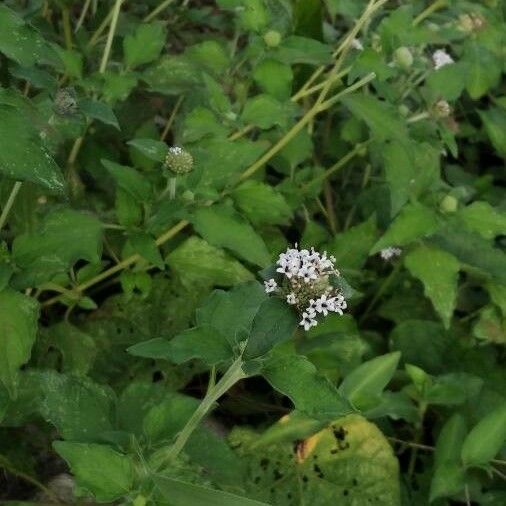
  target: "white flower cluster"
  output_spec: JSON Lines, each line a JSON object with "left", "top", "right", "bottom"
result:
{"left": 380, "top": 247, "right": 402, "bottom": 261}
{"left": 263, "top": 245, "right": 347, "bottom": 331}
{"left": 432, "top": 49, "right": 454, "bottom": 70}
{"left": 168, "top": 146, "right": 184, "bottom": 155}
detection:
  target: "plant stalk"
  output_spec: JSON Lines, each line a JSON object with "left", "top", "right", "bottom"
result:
{"left": 0, "top": 181, "right": 22, "bottom": 232}
{"left": 99, "top": 0, "right": 123, "bottom": 74}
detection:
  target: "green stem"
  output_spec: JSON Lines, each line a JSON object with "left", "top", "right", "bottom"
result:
{"left": 413, "top": 0, "right": 447, "bottom": 26}
{"left": 99, "top": 0, "right": 123, "bottom": 74}
{"left": 62, "top": 7, "right": 73, "bottom": 49}
{"left": 144, "top": 0, "right": 176, "bottom": 22}
{"left": 160, "top": 358, "right": 246, "bottom": 465}
{"left": 0, "top": 181, "right": 22, "bottom": 232}
{"left": 169, "top": 177, "right": 177, "bottom": 199}
{"left": 75, "top": 0, "right": 92, "bottom": 33}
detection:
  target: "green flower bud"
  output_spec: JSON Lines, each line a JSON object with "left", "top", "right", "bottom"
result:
{"left": 398, "top": 104, "right": 410, "bottom": 117}
{"left": 440, "top": 195, "right": 458, "bottom": 213}
{"left": 263, "top": 30, "right": 282, "bottom": 48}
{"left": 393, "top": 47, "right": 413, "bottom": 69}
{"left": 181, "top": 190, "right": 194, "bottom": 202}
{"left": 164, "top": 146, "right": 193, "bottom": 175}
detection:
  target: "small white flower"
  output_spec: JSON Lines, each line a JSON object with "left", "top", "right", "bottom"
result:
{"left": 300, "top": 312, "right": 318, "bottom": 331}
{"left": 314, "top": 294, "right": 333, "bottom": 316}
{"left": 351, "top": 38, "right": 364, "bottom": 51}
{"left": 286, "top": 293, "right": 297, "bottom": 305}
{"left": 380, "top": 247, "right": 402, "bottom": 261}
{"left": 432, "top": 49, "right": 454, "bottom": 70}
{"left": 168, "top": 146, "right": 184, "bottom": 155}
{"left": 264, "top": 278, "right": 278, "bottom": 293}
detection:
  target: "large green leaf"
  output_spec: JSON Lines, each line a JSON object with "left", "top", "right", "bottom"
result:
{"left": 274, "top": 36, "right": 332, "bottom": 65}
{"left": 244, "top": 297, "right": 298, "bottom": 359}
{"left": 0, "top": 289, "right": 39, "bottom": 397}
{"left": 230, "top": 414, "right": 401, "bottom": 505}
{"left": 404, "top": 245, "right": 460, "bottom": 328}
{"left": 253, "top": 59, "right": 293, "bottom": 100}
{"left": 191, "top": 205, "right": 271, "bottom": 267}
{"left": 167, "top": 236, "right": 254, "bottom": 290}
{"left": 123, "top": 22, "right": 166, "bottom": 69}
{"left": 154, "top": 475, "right": 270, "bottom": 506}
{"left": 12, "top": 209, "right": 103, "bottom": 288}
{"left": 461, "top": 404, "right": 506, "bottom": 467}
{"left": 371, "top": 203, "right": 440, "bottom": 254}
{"left": 262, "top": 352, "right": 352, "bottom": 419}
{"left": 54, "top": 442, "right": 134, "bottom": 502}
{"left": 0, "top": 101, "right": 64, "bottom": 193}
{"left": 479, "top": 107, "right": 506, "bottom": 158}
{"left": 338, "top": 352, "right": 401, "bottom": 410}
{"left": 457, "top": 201, "right": 506, "bottom": 240}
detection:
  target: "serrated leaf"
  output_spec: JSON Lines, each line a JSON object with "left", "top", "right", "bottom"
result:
{"left": 253, "top": 59, "right": 293, "bottom": 100}
{"left": 79, "top": 99, "right": 119, "bottom": 129}
{"left": 192, "top": 205, "right": 271, "bottom": 267}
{"left": 127, "top": 138, "right": 168, "bottom": 162}
{"left": 241, "top": 94, "right": 292, "bottom": 129}
{"left": 0, "top": 289, "right": 39, "bottom": 397}
{"left": 404, "top": 245, "right": 460, "bottom": 328}
{"left": 102, "top": 159, "right": 152, "bottom": 201}
{"left": 458, "top": 201, "right": 506, "bottom": 240}
{"left": 464, "top": 42, "right": 501, "bottom": 99}
{"left": 338, "top": 352, "right": 401, "bottom": 410}
{"left": 232, "top": 181, "right": 292, "bottom": 226}
{"left": 54, "top": 442, "right": 133, "bottom": 502}
{"left": 12, "top": 209, "right": 103, "bottom": 288}
{"left": 371, "top": 203, "right": 440, "bottom": 254}
{"left": 274, "top": 36, "right": 332, "bottom": 65}
{"left": 123, "top": 22, "right": 166, "bottom": 69}
{"left": 167, "top": 236, "right": 254, "bottom": 290}
{"left": 262, "top": 352, "right": 352, "bottom": 419}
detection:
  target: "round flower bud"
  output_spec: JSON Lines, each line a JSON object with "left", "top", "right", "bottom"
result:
{"left": 164, "top": 146, "right": 193, "bottom": 175}
{"left": 458, "top": 14, "right": 475, "bottom": 33}
{"left": 394, "top": 47, "right": 413, "bottom": 69}
{"left": 432, "top": 100, "right": 451, "bottom": 118}
{"left": 181, "top": 190, "right": 194, "bottom": 202}
{"left": 398, "top": 104, "right": 410, "bottom": 117}
{"left": 440, "top": 195, "right": 458, "bottom": 213}
{"left": 53, "top": 87, "right": 78, "bottom": 117}
{"left": 263, "top": 30, "right": 282, "bottom": 48}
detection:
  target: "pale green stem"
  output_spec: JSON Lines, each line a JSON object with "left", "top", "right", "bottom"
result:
{"left": 0, "top": 181, "right": 22, "bottom": 232}
{"left": 99, "top": 0, "right": 123, "bottom": 74}
{"left": 413, "top": 0, "right": 447, "bottom": 26}
{"left": 407, "top": 111, "right": 430, "bottom": 123}
{"left": 160, "top": 358, "right": 246, "bottom": 465}
{"left": 144, "top": 0, "right": 176, "bottom": 22}
{"left": 169, "top": 177, "right": 177, "bottom": 199}
{"left": 75, "top": 0, "right": 92, "bottom": 33}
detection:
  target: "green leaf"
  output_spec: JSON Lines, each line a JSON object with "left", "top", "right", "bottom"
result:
{"left": 12, "top": 209, "right": 103, "bottom": 288}
{"left": 155, "top": 476, "right": 270, "bottom": 506}
{"left": 458, "top": 201, "right": 506, "bottom": 240}
{"left": 461, "top": 404, "right": 506, "bottom": 467}
{"left": 253, "top": 59, "right": 293, "bottom": 100}
{"left": 338, "top": 352, "right": 401, "bottom": 411}
{"left": 102, "top": 72, "right": 138, "bottom": 102}
{"left": 326, "top": 216, "right": 377, "bottom": 271}
{"left": 127, "top": 337, "right": 172, "bottom": 359}
{"left": 0, "top": 101, "right": 65, "bottom": 193}
{"left": 0, "top": 289, "right": 39, "bottom": 397}
{"left": 167, "top": 236, "right": 254, "bottom": 290}
{"left": 241, "top": 94, "right": 292, "bottom": 129}
{"left": 262, "top": 352, "right": 352, "bottom": 419}
{"left": 127, "top": 138, "right": 168, "bottom": 162}
{"left": 123, "top": 22, "right": 166, "bottom": 69}
{"left": 186, "top": 40, "right": 230, "bottom": 75}
{"left": 382, "top": 140, "right": 441, "bottom": 216}
{"left": 244, "top": 297, "right": 298, "bottom": 359}
{"left": 371, "top": 203, "right": 440, "bottom": 254}
{"left": 426, "top": 62, "right": 466, "bottom": 101}
{"left": 342, "top": 94, "right": 408, "bottom": 143}
{"left": 196, "top": 282, "right": 267, "bottom": 342}
{"left": 217, "top": 0, "right": 269, "bottom": 32}
{"left": 191, "top": 205, "right": 271, "bottom": 267}
{"left": 166, "top": 326, "right": 234, "bottom": 366}
{"left": 429, "top": 463, "right": 466, "bottom": 503}
{"left": 464, "top": 42, "right": 501, "bottom": 99}
{"left": 79, "top": 99, "right": 119, "bottom": 129}
{"left": 429, "top": 223, "right": 506, "bottom": 284}
{"left": 38, "top": 372, "right": 114, "bottom": 442}
{"left": 53, "top": 442, "right": 133, "bottom": 502}
{"left": 181, "top": 107, "right": 229, "bottom": 143}
{"left": 479, "top": 107, "right": 506, "bottom": 158}
{"left": 434, "top": 414, "right": 467, "bottom": 469}
{"left": 126, "top": 231, "right": 164, "bottom": 269}
{"left": 274, "top": 36, "right": 333, "bottom": 65}
{"left": 404, "top": 245, "right": 460, "bottom": 328}
{"left": 56, "top": 48, "right": 83, "bottom": 79}
{"left": 232, "top": 181, "right": 292, "bottom": 226}
{"left": 0, "top": 5, "right": 58, "bottom": 66}
{"left": 102, "top": 159, "right": 152, "bottom": 202}
{"left": 230, "top": 414, "right": 401, "bottom": 505}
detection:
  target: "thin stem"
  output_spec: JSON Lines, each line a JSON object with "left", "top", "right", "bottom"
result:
{"left": 0, "top": 181, "right": 22, "bottom": 232}
{"left": 318, "top": 72, "right": 376, "bottom": 112}
{"left": 75, "top": 0, "right": 92, "bottom": 33}
{"left": 62, "top": 7, "right": 73, "bottom": 49}
{"left": 160, "top": 96, "right": 184, "bottom": 141}
{"left": 144, "top": 0, "right": 176, "bottom": 23}
{"left": 413, "top": 0, "right": 447, "bottom": 26}
{"left": 169, "top": 177, "right": 177, "bottom": 199}
{"left": 99, "top": 0, "right": 123, "bottom": 74}
{"left": 161, "top": 358, "right": 246, "bottom": 464}
{"left": 407, "top": 111, "right": 430, "bottom": 123}
{"left": 86, "top": 8, "right": 113, "bottom": 49}
{"left": 291, "top": 67, "right": 351, "bottom": 102}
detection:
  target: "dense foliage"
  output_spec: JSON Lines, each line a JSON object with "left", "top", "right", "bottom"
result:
{"left": 0, "top": 0, "right": 505, "bottom": 504}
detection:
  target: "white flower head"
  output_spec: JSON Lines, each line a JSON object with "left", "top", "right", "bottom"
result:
{"left": 264, "top": 278, "right": 278, "bottom": 293}
{"left": 266, "top": 244, "right": 347, "bottom": 331}
{"left": 380, "top": 247, "right": 402, "bottom": 261}
{"left": 432, "top": 49, "right": 454, "bottom": 70}
{"left": 351, "top": 38, "right": 364, "bottom": 51}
